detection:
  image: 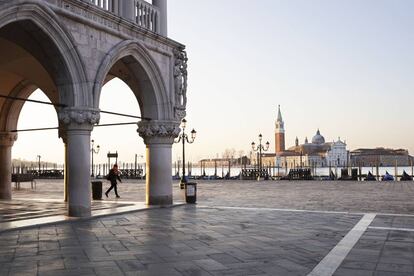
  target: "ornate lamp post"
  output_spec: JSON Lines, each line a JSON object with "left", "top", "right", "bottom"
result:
{"left": 251, "top": 134, "right": 270, "bottom": 179}
{"left": 91, "top": 139, "right": 100, "bottom": 177}
{"left": 175, "top": 119, "right": 196, "bottom": 188}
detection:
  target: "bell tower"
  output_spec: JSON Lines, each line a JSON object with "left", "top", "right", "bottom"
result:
{"left": 275, "top": 105, "right": 285, "bottom": 153}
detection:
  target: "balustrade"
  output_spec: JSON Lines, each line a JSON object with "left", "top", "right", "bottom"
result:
{"left": 86, "top": 0, "right": 161, "bottom": 34}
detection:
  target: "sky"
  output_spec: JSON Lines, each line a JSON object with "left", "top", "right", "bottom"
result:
{"left": 12, "top": 0, "right": 414, "bottom": 165}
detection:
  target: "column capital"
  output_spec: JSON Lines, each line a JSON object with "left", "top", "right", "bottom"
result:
{"left": 137, "top": 120, "right": 180, "bottom": 144}
{"left": 58, "top": 107, "right": 100, "bottom": 131}
{"left": 58, "top": 125, "right": 68, "bottom": 144}
{"left": 0, "top": 132, "right": 17, "bottom": 146}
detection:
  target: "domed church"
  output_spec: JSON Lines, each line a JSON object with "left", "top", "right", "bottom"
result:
{"left": 274, "top": 106, "right": 348, "bottom": 168}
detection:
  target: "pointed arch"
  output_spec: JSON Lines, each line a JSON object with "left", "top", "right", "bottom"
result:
{"left": 0, "top": 0, "right": 89, "bottom": 107}
{"left": 93, "top": 40, "right": 171, "bottom": 120}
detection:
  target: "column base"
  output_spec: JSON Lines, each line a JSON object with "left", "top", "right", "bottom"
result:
{"left": 68, "top": 205, "right": 91, "bottom": 217}
{"left": 147, "top": 195, "right": 172, "bottom": 206}
{"left": 0, "top": 192, "right": 11, "bottom": 200}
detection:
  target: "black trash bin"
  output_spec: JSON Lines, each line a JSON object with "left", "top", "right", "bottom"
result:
{"left": 91, "top": 181, "right": 103, "bottom": 200}
{"left": 185, "top": 182, "right": 197, "bottom": 204}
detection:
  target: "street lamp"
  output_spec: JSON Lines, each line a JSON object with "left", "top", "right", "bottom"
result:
{"left": 175, "top": 119, "right": 196, "bottom": 188}
{"left": 91, "top": 139, "right": 100, "bottom": 177}
{"left": 251, "top": 134, "right": 270, "bottom": 179}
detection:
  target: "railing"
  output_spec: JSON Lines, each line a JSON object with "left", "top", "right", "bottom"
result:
{"left": 88, "top": 0, "right": 114, "bottom": 11}
{"left": 134, "top": 0, "right": 160, "bottom": 33}
{"left": 86, "top": 0, "right": 160, "bottom": 34}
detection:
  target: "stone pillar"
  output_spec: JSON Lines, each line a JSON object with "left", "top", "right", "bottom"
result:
{"left": 138, "top": 120, "right": 180, "bottom": 205}
{"left": 58, "top": 127, "right": 68, "bottom": 202}
{"left": 120, "top": 0, "right": 135, "bottom": 22}
{"left": 59, "top": 108, "right": 99, "bottom": 217}
{"left": 0, "top": 132, "right": 17, "bottom": 200}
{"left": 152, "top": 0, "right": 168, "bottom": 36}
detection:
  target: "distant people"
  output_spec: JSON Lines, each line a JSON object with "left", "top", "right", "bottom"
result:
{"left": 105, "top": 164, "right": 122, "bottom": 198}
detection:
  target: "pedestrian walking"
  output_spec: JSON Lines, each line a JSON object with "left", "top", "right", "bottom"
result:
{"left": 105, "top": 164, "right": 122, "bottom": 198}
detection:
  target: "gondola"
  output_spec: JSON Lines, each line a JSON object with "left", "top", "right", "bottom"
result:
{"left": 400, "top": 170, "right": 413, "bottom": 181}
{"left": 365, "top": 171, "right": 376, "bottom": 181}
{"left": 381, "top": 171, "right": 394, "bottom": 181}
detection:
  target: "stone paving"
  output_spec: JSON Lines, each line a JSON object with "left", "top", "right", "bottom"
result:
{"left": 0, "top": 200, "right": 133, "bottom": 223}
{"left": 1, "top": 179, "right": 414, "bottom": 275}
{"left": 11, "top": 179, "right": 414, "bottom": 214}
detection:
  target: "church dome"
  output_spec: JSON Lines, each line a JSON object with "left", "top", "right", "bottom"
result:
{"left": 312, "top": 129, "right": 325, "bottom": 144}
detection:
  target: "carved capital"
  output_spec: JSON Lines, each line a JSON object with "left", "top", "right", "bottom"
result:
{"left": 58, "top": 125, "right": 68, "bottom": 144}
{"left": 137, "top": 120, "right": 180, "bottom": 144}
{"left": 58, "top": 107, "right": 100, "bottom": 131}
{"left": 0, "top": 132, "right": 17, "bottom": 147}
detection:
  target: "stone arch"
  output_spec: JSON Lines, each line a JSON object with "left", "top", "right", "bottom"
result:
{"left": 93, "top": 40, "right": 171, "bottom": 121}
{"left": 0, "top": 81, "right": 38, "bottom": 132}
{"left": 0, "top": 0, "right": 89, "bottom": 108}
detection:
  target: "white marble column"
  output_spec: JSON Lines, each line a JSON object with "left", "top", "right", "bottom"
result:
{"left": 59, "top": 108, "right": 99, "bottom": 217}
{"left": 152, "top": 0, "right": 168, "bottom": 36}
{"left": 0, "top": 132, "right": 17, "bottom": 200}
{"left": 138, "top": 120, "right": 180, "bottom": 205}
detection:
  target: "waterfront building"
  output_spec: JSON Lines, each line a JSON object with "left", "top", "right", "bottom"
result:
{"left": 274, "top": 107, "right": 348, "bottom": 168}
{"left": 350, "top": 148, "right": 413, "bottom": 166}
{"left": 276, "top": 132, "right": 348, "bottom": 168}
{"left": 275, "top": 105, "right": 285, "bottom": 153}
{"left": 199, "top": 156, "right": 249, "bottom": 168}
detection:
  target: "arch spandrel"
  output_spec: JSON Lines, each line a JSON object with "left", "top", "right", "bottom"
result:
{"left": 93, "top": 40, "right": 175, "bottom": 121}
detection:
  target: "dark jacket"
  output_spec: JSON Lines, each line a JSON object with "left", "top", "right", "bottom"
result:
{"left": 107, "top": 169, "right": 122, "bottom": 184}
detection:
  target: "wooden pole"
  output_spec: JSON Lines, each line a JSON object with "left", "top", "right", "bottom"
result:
{"left": 395, "top": 159, "right": 398, "bottom": 181}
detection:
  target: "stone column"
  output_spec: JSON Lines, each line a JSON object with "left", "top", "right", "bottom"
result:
{"left": 0, "top": 132, "right": 17, "bottom": 200}
{"left": 120, "top": 0, "right": 135, "bottom": 22}
{"left": 138, "top": 120, "right": 180, "bottom": 205}
{"left": 58, "top": 127, "right": 68, "bottom": 202}
{"left": 59, "top": 108, "right": 99, "bottom": 217}
{"left": 152, "top": 0, "right": 168, "bottom": 36}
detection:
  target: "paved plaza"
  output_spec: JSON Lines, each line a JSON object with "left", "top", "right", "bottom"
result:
{"left": 1, "top": 180, "right": 414, "bottom": 275}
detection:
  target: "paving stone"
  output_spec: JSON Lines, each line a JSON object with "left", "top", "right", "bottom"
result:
{"left": 207, "top": 253, "right": 242, "bottom": 265}
{"left": 38, "top": 268, "right": 96, "bottom": 276}
{"left": 38, "top": 259, "right": 65, "bottom": 272}
{"left": 194, "top": 259, "right": 228, "bottom": 271}
{"left": 94, "top": 266, "right": 125, "bottom": 276}
{"left": 341, "top": 260, "right": 377, "bottom": 270}
{"left": 117, "top": 259, "right": 146, "bottom": 272}
{"left": 376, "top": 263, "right": 414, "bottom": 273}
{"left": 373, "top": 272, "right": 413, "bottom": 276}
{"left": 334, "top": 268, "right": 374, "bottom": 276}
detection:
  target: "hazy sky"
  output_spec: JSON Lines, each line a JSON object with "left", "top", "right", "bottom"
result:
{"left": 12, "top": 0, "right": 414, "bottom": 164}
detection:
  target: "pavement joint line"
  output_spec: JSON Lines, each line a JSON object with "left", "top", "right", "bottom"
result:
{"left": 369, "top": 226, "right": 414, "bottom": 232}
{"left": 0, "top": 202, "right": 186, "bottom": 233}
{"left": 200, "top": 205, "right": 414, "bottom": 218}
{"left": 199, "top": 205, "right": 365, "bottom": 215}
{"left": 307, "top": 213, "right": 377, "bottom": 276}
